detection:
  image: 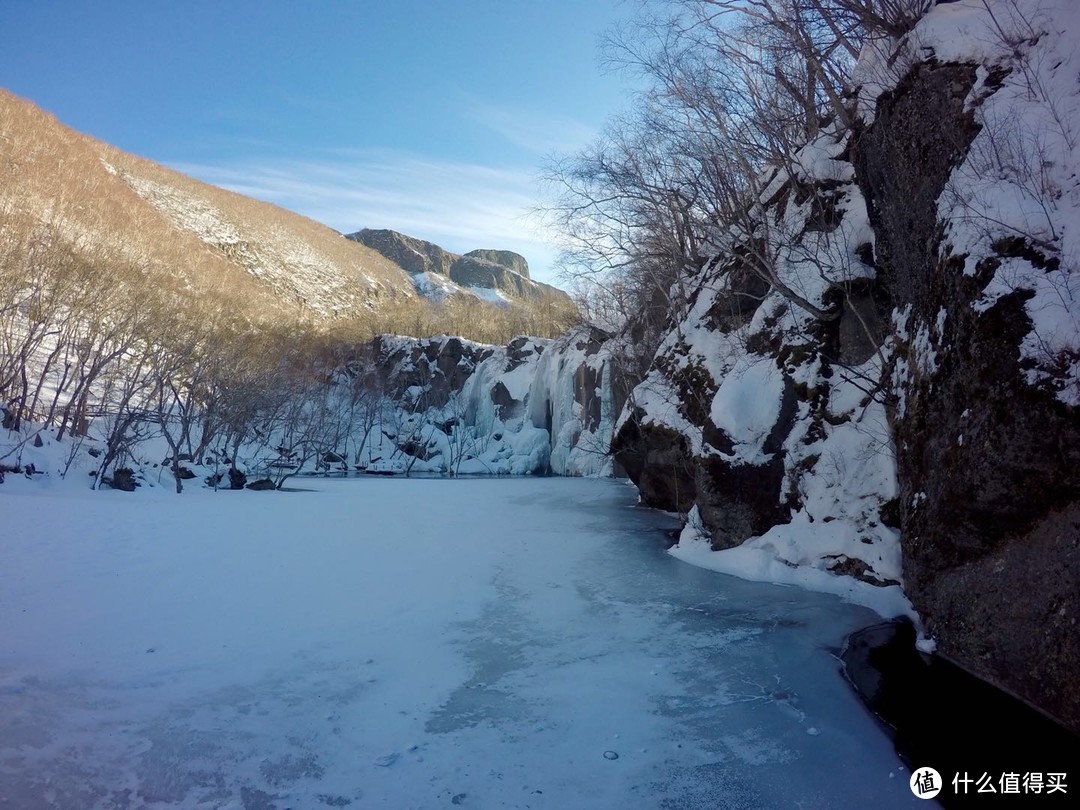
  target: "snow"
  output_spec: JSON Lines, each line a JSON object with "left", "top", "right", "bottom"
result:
{"left": 622, "top": 106, "right": 905, "bottom": 594}
{"left": 410, "top": 271, "right": 460, "bottom": 303}
{"left": 468, "top": 285, "right": 511, "bottom": 306}
{"left": 356, "top": 336, "right": 563, "bottom": 477}
{"left": 120, "top": 172, "right": 396, "bottom": 317}
{"left": 709, "top": 356, "right": 785, "bottom": 465}
{"left": 526, "top": 327, "right": 616, "bottom": 476}
{"left": 1, "top": 475, "right": 923, "bottom": 808}
{"left": 671, "top": 508, "right": 912, "bottom": 621}
{"left": 407, "top": 272, "right": 516, "bottom": 307}
{"left": 794, "top": 129, "right": 855, "bottom": 184}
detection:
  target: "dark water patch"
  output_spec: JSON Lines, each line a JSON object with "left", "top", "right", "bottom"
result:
{"left": 843, "top": 619, "right": 1079, "bottom": 807}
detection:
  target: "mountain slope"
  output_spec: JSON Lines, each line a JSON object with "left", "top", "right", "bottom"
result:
{"left": 0, "top": 89, "right": 424, "bottom": 327}
{"left": 0, "top": 89, "right": 577, "bottom": 338}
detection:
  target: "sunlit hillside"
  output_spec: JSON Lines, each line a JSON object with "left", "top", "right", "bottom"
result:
{"left": 0, "top": 91, "right": 425, "bottom": 326}
{"left": 0, "top": 89, "right": 578, "bottom": 341}
{"left": 0, "top": 88, "right": 581, "bottom": 456}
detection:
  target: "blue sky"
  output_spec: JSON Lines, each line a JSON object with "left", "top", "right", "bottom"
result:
{"left": 0, "top": 1, "right": 638, "bottom": 285}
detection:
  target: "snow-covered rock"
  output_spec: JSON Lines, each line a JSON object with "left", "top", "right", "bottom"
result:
{"left": 610, "top": 0, "right": 1080, "bottom": 733}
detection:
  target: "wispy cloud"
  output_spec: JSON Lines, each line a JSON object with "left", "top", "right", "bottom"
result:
{"left": 463, "top": 96, "right": 599, "bottom": 156}
{"left": 171, "top": 147, "right": 565, "bottom": 285}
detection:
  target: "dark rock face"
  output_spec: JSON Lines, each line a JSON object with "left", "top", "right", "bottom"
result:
{"left": 347, "top": 228, "right": 455, "bottom": 277}
{"left": 464, "top": 248, "right": 530, "bottom": 279}
{"left": 447, "top": 254, "right": 533, "bottom": 298}
{"left": 505, "top": 335, "right": 538, "bottom": 371}
{"left": 854, "top": 61, "right": 981, "bottom": 309}
{"left": 855, "top": 61, "right": 1080, "bottom": 731}
{"left": 490, "top": 381, "right": 524, "bottom": 421}
{"left": 347, "top": 228, "right": 570, "bottom": 304}
{"left": 613, "top": 413, "right": 697, "bottom": 512}
{"left": 374, "top": 334, "right": 494, "bottom": 410}
{"left": 695, "top": 453, "right": 791, "bottom": 550}
{"left": 570, "top": 325, "right": 611, "bottom": 434}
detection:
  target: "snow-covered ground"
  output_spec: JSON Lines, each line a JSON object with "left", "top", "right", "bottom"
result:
{"left": 1, "top": 476, "right": 924, "bottom": 808}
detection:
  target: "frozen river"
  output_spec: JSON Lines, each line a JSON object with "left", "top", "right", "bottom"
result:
{"left": 0, "top": 477, "right": 925, "bottom": 808}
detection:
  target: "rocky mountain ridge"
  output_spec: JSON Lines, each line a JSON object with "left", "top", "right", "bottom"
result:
{"left": 348, "top": 228, "right": 571, "bottom": 306}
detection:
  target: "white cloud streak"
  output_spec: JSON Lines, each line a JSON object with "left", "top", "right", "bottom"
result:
{"left": 171, "top": 147, "right": 566, "bottom": 286}
{"left": 463, "top": 96, "right": 600, "bottom": 156}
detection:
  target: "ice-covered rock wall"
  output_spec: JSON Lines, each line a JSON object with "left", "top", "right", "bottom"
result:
{"left": 362, "top": 326, "right": 621, "bottom": 477}
{"left": 526, "top": 325, "right": 617, "bottom": 477}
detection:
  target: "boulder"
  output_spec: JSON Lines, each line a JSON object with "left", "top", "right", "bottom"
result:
{"left": 109, "top": 468, "right": 137, "bottom": 492}
{"left": 228, "top": 467, "right": 247, "bottom": 490}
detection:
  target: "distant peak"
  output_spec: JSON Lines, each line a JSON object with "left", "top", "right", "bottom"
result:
{"left": 464, "top": 249, "right": 530, "bottom": 279}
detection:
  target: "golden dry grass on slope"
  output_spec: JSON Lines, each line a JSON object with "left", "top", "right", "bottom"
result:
{"left": 105, "top": 147, "right": 421, "bottom": 319}
{"left": 0, "top": 89, "right": 419, "bottom": 329}
{"left": 0, "top": 89, "right": 578, "bottom": 345}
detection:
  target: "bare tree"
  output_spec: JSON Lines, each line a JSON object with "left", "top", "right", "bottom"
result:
{"left": 541, "top": 0, "right": 921, "bottom": 343}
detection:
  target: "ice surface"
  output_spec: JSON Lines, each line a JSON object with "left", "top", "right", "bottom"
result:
{"left": 1, "top": 478, "right": 924, "bottom": 808}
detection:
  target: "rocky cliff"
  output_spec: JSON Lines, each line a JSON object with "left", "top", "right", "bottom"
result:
{"left": 610, "top": 0, "right": 1080, "bottom": 732}
{"left": 351, "top": 325, "right": 620, "bottom": 478}
{"left": 348, "top": 228, "right": 571, "bottom": 305}
{"left": 859, "top": 2, "right": 1080, "bottom": 733}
